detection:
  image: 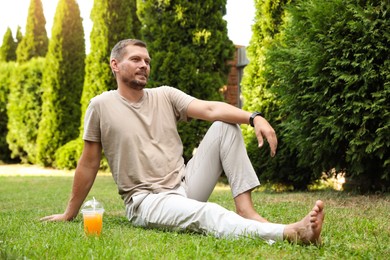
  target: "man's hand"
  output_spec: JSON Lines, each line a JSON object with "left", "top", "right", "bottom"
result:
{"left": 253, "top": 116, "right": 278, "bottom": 157}
{"left": 40, "top": 213, "right": 74, "bottom": 222}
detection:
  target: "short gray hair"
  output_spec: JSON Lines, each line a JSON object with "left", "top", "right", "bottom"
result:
{"left": 110, "top": 39, "right": 147, "bottom": 62}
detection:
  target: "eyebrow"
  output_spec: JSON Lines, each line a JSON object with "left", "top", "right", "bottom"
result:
{"left": 129, "top": 55, "right": 151, "bottom": 62}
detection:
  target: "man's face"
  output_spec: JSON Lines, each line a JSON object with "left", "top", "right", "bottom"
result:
{"left": 115, "top": 45, "right": 151, "bottom": 90}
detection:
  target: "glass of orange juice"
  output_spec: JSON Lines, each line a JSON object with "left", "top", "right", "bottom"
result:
{"left": 81, "top": 198, "right": 104, "bottom": 236}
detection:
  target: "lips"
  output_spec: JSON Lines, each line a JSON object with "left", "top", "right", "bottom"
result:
{"left": 136, "top": 71, "right": 147, "bottom": 78}
{"left": 136, "top": 75, "right": 147, "bottom": 81}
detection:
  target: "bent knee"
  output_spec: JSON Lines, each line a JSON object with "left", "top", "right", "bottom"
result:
{"left": 211, "top": 121, "right": 240, "bottom": 134}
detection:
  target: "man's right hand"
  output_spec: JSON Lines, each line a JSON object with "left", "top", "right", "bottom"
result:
{"left": 40, "top": 213, "right": 74, "bottom": 222}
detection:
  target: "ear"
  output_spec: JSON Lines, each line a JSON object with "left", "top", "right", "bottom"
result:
{"left": 110, "top": 59, "right": 120, "bottom": 73}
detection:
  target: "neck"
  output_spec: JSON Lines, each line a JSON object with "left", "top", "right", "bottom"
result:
{"left": 117, "top": 84, "right": 145, "bottom": 103}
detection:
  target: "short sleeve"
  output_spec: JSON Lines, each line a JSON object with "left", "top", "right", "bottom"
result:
{"left": 163, "top": 86, "right": 195, "bottom": 122}
{"left": 83, "top": 101, "right": 101, "bottom": 142}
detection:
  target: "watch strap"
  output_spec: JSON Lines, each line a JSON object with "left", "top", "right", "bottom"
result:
{"left": 249, "top": 111, "right": 263, "bottom": 127}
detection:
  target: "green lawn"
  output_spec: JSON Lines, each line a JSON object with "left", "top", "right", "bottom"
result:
{"left": 0, "top": 174, "right": 389, "bottom": 259}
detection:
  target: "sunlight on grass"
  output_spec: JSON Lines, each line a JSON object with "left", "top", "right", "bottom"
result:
{"left": 308, "top": 171, "right": 346, "bottom": 191}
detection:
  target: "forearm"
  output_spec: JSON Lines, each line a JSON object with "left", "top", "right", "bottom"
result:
{"left": 211, "top": 101, "right": 252, "bottom": 124}
{"left": 63, "top": 163, "right": 99, "bottom": 220}
{"left": 63, "top": 141, "right": 102, "bottom": 220}
{"left": 189, "top": 100, "right": 252, "bottom": 125}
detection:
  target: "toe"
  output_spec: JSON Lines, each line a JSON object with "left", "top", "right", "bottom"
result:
{"left": 316, "top": 200, "right": 324, "bottom": 211}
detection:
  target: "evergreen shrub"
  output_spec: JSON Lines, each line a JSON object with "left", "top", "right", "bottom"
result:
{"left": 6, "top": 58, "right": 45, "bottom": 163}
{"left": 0, "top": 62, "right": 16, "bottom": 162}
{"left": 241, "top": 0, "right": 312, "bottom": 189}
{"left": 265, "top": 0, "right": 389, "bottom": 191}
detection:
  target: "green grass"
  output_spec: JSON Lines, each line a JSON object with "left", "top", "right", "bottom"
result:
{"left": 1, "top": 174, "right": 389, "bottom": 259}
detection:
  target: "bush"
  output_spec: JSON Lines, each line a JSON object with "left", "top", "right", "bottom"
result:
{"left": 6, "top": 58, "right": 45, "bottom": 163}
{"left": 0, "top": 62, "right": 16, "bottom": 162}
{"left": 266, "top": 0, "right": 390, "bottom": 191}
{"left": 241, "top": 0, "right": 314, "bottom": 189}
{"left": 55, "top": 138, "right": 83, "bottom": 169}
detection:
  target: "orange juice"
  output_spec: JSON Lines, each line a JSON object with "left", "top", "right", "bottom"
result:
{"left": 83, "top": 212, "right": 103, "bottom": 236}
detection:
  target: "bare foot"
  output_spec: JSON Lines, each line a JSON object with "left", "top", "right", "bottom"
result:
{"left": 283, "top": 200, "right": 325, "bottom": 245}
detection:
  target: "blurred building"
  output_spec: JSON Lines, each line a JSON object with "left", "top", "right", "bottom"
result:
{"left": 221, "top": 45, "right": 249, "bottom": 108}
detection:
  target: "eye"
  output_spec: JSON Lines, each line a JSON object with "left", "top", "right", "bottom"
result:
{"left": 130, "top": 57, "right": 141, "bottom": 62}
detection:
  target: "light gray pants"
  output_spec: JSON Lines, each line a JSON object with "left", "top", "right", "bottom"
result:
{"left": 126, "top": 122, "right": 285, "bottom": 241}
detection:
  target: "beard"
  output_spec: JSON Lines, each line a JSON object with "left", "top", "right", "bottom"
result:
{"left": 122, "top": 75, "right": 147, "bottom": 90}
{"left": 128, "top": 79, "right": 147, "bottom": 90}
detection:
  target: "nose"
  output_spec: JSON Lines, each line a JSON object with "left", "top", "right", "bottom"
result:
{"left": 140, "top": 59, "right": 149, "bottom": 68}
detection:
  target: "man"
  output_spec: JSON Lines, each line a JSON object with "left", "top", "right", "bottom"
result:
{"left": 41, "top": 39, "right": 324, "bottom": 244}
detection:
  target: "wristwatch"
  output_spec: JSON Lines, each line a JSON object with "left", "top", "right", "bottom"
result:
{"left": 249, "top": 112, "right": 263, "bottom": 127}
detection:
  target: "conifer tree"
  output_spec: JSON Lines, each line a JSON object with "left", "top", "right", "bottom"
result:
{"left": 16, "top": 26, "right": 23, "bottom": 44}
{"left": 36, "top": 0, "right": 85, "bottom": 166}
{"left": 55, "top": 0, "right": 135, "bottom": 169}
{"left": 137, "top": 0, "right": 234, "bottom": 161}
{"left": 15, "top": 26, "right": 23, "bottom": 53}
{"left": 0, "top": 28, "right": 17, "bottom": 62}
{"left": 130, "top": 0, "right": 142, "bottom": 39}
{"left": 16, "top": 0, "right": 48, "bottom": 63}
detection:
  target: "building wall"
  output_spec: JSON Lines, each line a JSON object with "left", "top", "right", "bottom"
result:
{"left": 221, "top": 45, "right": 248, "bottom": 108}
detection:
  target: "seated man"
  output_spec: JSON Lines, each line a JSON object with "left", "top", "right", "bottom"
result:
{"left": 41, "top": 39, "right": 324, "bottom": 245}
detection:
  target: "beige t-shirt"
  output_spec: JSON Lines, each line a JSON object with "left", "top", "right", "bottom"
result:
{"left": 83, "top": 86, "right": 195, "bottom": 204}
